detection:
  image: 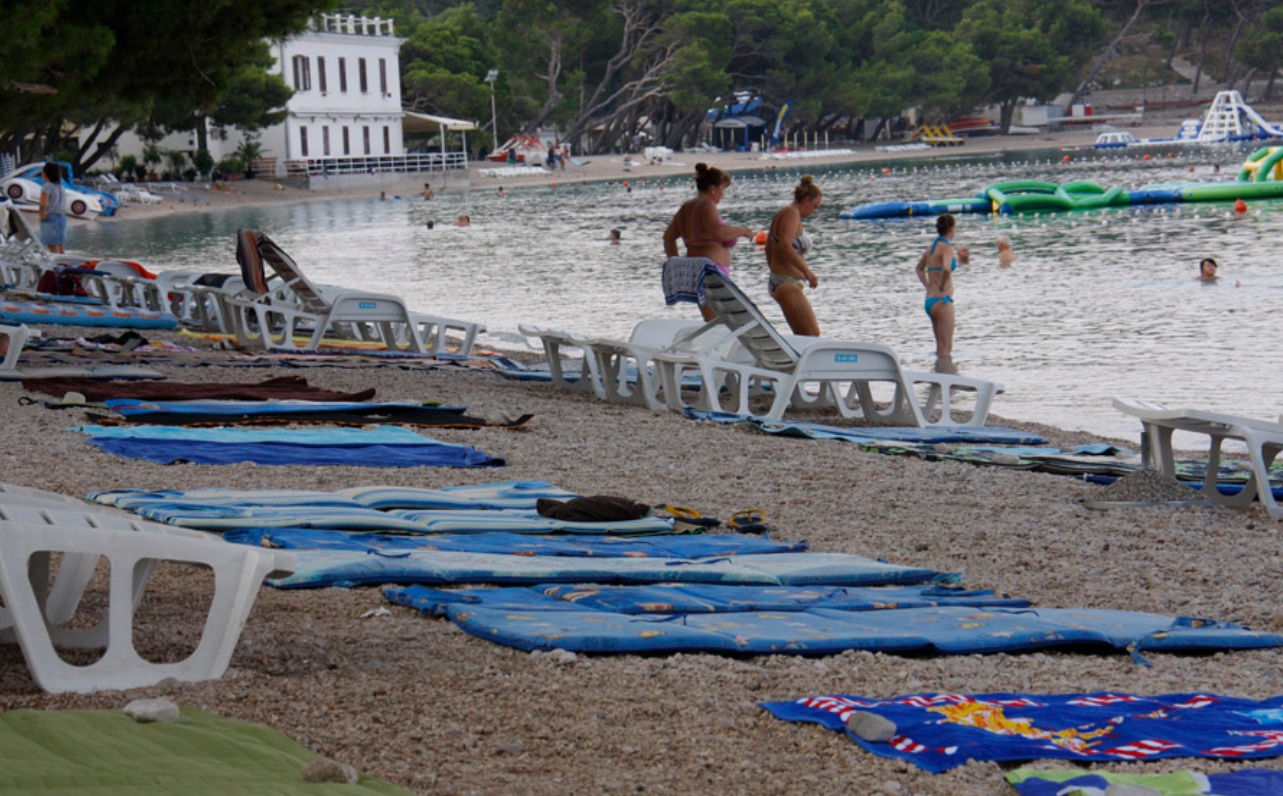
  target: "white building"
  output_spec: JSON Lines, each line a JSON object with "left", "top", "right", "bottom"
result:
{"left": 110, "top": 13, "right": 474, "bottom": 188}
{"left": 266, "top": 14, "right": 406, "bottom": 165}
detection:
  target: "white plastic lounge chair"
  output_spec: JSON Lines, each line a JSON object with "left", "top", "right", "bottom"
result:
{"left": 0, "top": 322, "right": 29, "bottom": 372}
{"left": 656, "top": 270, "right": 1003, "bottom": 425}
{"left": 518, "top": 323, "right": 606, "bottom": 398}
{"left": 218, "top": 229, "right": 485, "bottom": 355}
{"left": 578, "top": 318, "right": 732, "bottom": 411}
{"left": 0, "top": 482, "right": 294, "bottom": 693}
{"left": 1114, "top": 397, "right": 1283, "bottom": 520}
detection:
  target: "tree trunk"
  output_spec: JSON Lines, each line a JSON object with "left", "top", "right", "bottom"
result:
{"left": 1070, "top": 0, "right": 1150, "bottom": 107}
{"left": 1192, "top": 9, "right": 1211, "bottom": 95}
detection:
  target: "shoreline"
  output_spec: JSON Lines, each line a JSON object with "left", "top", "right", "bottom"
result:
{"left": 91, "top": 124, "right": 1187, "bottom": 225}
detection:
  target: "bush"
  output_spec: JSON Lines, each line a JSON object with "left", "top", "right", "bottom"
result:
{"left": 192, "top": 148, "right": 214, "bottom": 179}
{"left": 117, "top": 154, "right": 138, "bottom": 179}
{"left": 182, "top": 167, "right": 198, "bottom": 182}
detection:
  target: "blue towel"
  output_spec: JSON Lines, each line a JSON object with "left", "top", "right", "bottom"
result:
{"left": 662, "top": 257, "right": 719, "bottom": 306}
{"left": 85, "top": 438, "right": 504, "bottom": 468}
{"left": 764, "top": 692, "right": 1283, "bottom": 773}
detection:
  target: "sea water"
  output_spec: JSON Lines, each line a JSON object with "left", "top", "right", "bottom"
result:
{"left": 72, "top": 146, "right": 1283, "bottom": 439}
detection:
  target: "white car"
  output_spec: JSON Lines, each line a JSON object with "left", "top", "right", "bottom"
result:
{"left": 1, "top": 162, "right": 105, "bottom": 218}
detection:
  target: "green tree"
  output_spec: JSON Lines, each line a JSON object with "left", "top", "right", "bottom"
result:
{"left": 0, "top": 0, "right": 331, "bottom": 173}
{"left": 1237, "top": 6, "right": 1283, "bottom": 99}
{"left": 957, "top": 0, "right": 1107, "bottom": 132}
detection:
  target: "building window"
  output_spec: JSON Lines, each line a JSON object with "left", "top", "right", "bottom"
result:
{"left": 300, "top": 126, "right": 309, "bottom": 157}
{"left": 358, "top": 58, "right": 368, "bottom": 93}
{"left": 379, "top": 59, "right": 388, "bottom": 94}
{"left": 322, "top": 126, "right": 330, "bottom": 156}
{"left": 342, "top": 127, "right": 350, "bottom": 155}
{"left": 292, "top": 55, "right": 311, "bottom": 91}
{"left": 363, "top": 125, "right": 370, "bottom": 155}
{"left": 317, "top": 57, "right": 327, "bottom": 93}
{"left": 383, "top": 126, "right": 390, "bottom": 154}
{"left": 338, "top": 57, "right": 347, "bottom": 92}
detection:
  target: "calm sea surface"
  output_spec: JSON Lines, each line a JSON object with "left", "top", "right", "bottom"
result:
{"left": 73, "top": 145, "right": 1283, "bottom": 440}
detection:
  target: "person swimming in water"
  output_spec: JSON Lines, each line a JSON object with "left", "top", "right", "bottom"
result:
{"left": 662, "top": 163, "right": 753, "bottom": 321}
{"left": 916, "top": 214, "right": 959, "bottom": 357}
{"left": 1197, "top": 257, "right": 1219, "bottom": 282}
{"left": 764, "top": 175, "right": 822, "bottom": 336}
{"left": 996, "top": 235, "right": 1015, "bottom": 267}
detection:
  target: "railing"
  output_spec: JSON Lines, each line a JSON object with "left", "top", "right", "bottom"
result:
{"left": 280, "top": 152, "right": 468, "bottom": 177}
{"left": 314, "top": 13, "right": 395, "bottom": 36}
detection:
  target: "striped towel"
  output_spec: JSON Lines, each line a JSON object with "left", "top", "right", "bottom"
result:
{"left": 661, "top": 257, "right": 722, "bottom": 306}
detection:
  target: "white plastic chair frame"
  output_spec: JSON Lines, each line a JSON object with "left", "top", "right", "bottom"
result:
{"left": 0, "top": 484, "right": 294, "bottom": 693}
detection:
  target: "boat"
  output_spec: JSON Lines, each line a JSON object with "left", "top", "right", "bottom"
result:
{"left": 1093, "top": 131, "right": 1138, "bottom": 149}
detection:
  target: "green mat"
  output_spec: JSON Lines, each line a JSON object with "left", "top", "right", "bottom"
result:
{"left": 0, "top": 707, "right": 413, "bottom": 795}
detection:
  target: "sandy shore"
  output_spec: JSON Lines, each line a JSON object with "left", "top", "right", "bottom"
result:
{"left": 8, "top": 123, "right": 1282, "bottom": 794}
{"left": 96, "top": 123, "right": 1182, "bottom": 224}
{"left": 2, "top": 331, "right": 1281, "bottom": 795}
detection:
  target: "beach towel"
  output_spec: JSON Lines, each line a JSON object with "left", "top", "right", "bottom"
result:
{"left": 83, "top": 437, "right": 503, "bottom": 468}
{"left": 269, "top": 549, "right": 953, "bottom": 589}
{"left": 388, "top": 583, "right": 1027, "bottom": 616}
{"left": 389, "top": 595, "right": 1280, "bottom": 657}
{"left": 1007, "top": 767, "right": 1283, "bottom": 795}
{"left": 0, "top": 707, "right": 412, "bottom": 795}
{"left": 97, "top": 399, "right": 533, "bottom": 429}
{"left": 224, "top": 528, "right": 805, "bottom": 557}
{"left": 762, "top": 692, "right": 1283, "bottom": 773}
{"left": 661, "top": 257, "right": 719, "bottom": 306}
{"left": 21, "top": 374, "right": 376, "bottom": 402}
{"left": 685, "top": 409, "right": 1047, "bottom": 445}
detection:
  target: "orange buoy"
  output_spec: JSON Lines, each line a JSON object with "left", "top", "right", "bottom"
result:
{"left": 1143, "top": 154, "right": 1151, "bottom": 161}
{"left": 1234, "top": 198, "right": 1248, "bottom": 213}
{"left": 754, "top": 230, "right": 768, "bottom": 245}
{"left": 881, "top": 167, "right": 891, "bottom": 175}
{"left": 1062, "top": 155, "right": 1070, "bottom": 163}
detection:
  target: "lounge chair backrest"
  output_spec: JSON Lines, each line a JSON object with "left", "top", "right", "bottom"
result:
{"left": 235, "top": 229, "right": 328, "bottom": 313}
{"left": 701, "top": 270, "right": 800, "bottom": 372}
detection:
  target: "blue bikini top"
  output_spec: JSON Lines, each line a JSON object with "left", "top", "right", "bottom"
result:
{"left": 926, "top": 236, "right": 956, "bottom": 272}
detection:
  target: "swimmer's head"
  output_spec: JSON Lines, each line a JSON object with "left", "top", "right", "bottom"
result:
{"left": 1200, "top": 257, "right": 1218, "bottom": 277}
{"left": 996, "top": 235, "right": 1011, "bottom": 251}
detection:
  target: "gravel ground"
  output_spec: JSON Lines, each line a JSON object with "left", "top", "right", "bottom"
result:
{"left": 1, "top": 329, "right": 1280, "bottom": 795}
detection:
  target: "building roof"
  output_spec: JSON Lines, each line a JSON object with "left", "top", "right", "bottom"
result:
{"left": 403, "top": 112, "right": 477, "bottom": 132}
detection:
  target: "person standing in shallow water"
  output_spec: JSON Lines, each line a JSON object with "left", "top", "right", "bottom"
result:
{"left": 662, "top": 162, "right": 753, "bottom": 321}
{"left": 764, "top": 175, "right": 822, "bottom": 336}
{"left": 916, "top": 214, "right": 959, "bottom": 358}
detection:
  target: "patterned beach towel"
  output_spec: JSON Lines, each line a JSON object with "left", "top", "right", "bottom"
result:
{"left": 763, "top": 692, "right": 1283, "bottom": 773}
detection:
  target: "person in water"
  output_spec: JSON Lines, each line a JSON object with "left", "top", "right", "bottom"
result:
{"left": 916, "top": 214, "right": 960, "bottom": 358}
{"left": 609, "top": 229, "right": 621, "bottom": 245}
{"left": 996, "top": 235, "right": 1016, "bottom": 267}
{"left": 1197, "top": 257, "right": 1219, "bottom": 281}
{"left": 764, "top": 174, "right": 822, "bottom": 336}
{"left": 662, "top": 162, "right": 753, "bottom": 321}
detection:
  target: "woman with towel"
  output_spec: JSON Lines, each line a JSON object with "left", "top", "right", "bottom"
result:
{"left": 662, "top": 163, "right": 753, "bottom": 321}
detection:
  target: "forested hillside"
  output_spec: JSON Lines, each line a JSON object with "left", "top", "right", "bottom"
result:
{"left": 2, "top": 0, "right": 1279, "bottom": 167}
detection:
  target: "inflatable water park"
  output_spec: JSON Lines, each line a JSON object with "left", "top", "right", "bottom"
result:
{"left": 844, "top": 91, "right": 1283, "bottom": 219}
{"left": 844, "top": 145, "right": 1283, "bottom": 219}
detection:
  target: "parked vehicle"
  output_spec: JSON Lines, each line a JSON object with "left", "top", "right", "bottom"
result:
{"left": 0, "top": 161, "right": 117, "bottom": 218}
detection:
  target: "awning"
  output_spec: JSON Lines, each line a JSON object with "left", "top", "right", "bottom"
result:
{"left": 402, "top": 112, "right": 478, "bottom": 133}
{"left": 713, "top": 116, "right": 767, "bottom": 129}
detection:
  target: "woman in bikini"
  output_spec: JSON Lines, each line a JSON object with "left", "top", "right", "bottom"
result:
{"left": 916, "top": 214, "right": 959, "bottom": 357}
{"left": 764, "top": 175, "right": 822, "bottom": 336}
{"left": 662, "top": 163, "right": 753, "bottom": 321}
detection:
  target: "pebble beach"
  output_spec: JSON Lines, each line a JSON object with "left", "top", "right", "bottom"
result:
{"left": 3, "top": 122, "right": 1281, "bottom": 795}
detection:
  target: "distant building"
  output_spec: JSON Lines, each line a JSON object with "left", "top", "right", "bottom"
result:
{"left": 110, "top": 13, "right": 474, "bottom": 187}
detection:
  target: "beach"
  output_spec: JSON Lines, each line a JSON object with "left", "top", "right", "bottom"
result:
{"left": 100, "top": 123, "right": 1180, "bottom": 224}
{"left": 5, "top": 124, "right": 1282, "bottom": 795}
